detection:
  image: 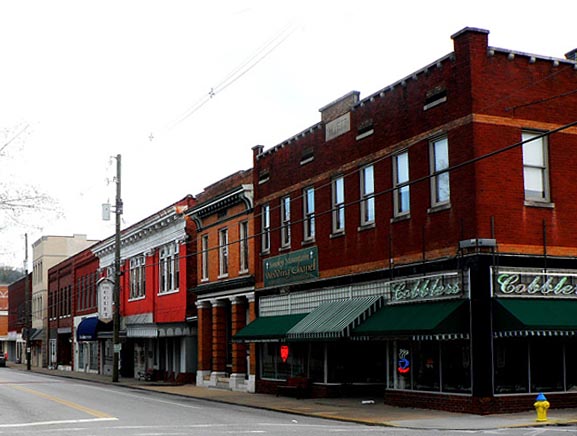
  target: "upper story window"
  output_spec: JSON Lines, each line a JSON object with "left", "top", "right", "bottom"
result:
{"left": 303, "top": 187, "right": 315, "bottom": 241}
{"left": 239, "top": 221, "right": 249, "bottom": 273}
{"left": 262, "top": 204, "right": 271, "bottom": 253}
{"left": 393, "top": 151, "right": 410, "bottom": 217}
{"left": 360, "top": 165, "right": 375, "bottom": 226}
{"left": 201, "top": 234, "right": 209, "bottom": 281}
{"left": 280, "top": 196, "right": 291, "bottom": 248}
{"left": 523, "top": 131, "right": 550, "bottom": 203}
{"left": 332, "top": 176, "right": 345, "bottom": 234}
{"left": 159, "top": 243, "right": 179, "bottom": 294}
{"left": 218, "top": 228, "right": 229, "bottom": 278}
{"left": 430, "top": 136, "right": 450, "bottom": 207}
{"left": 129, "top": 255, "right": 146, "bottom": 300}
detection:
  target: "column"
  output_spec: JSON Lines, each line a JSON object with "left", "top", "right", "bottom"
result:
{"left": 229, "top": 296, "right": 247, "bottom": 391}
{"left": 196, "top": 300, "right": 212, "bottom": 386}
{"left": 210, "top": 299, "right": 227, "bottom": 386}
{"left": 247, "top": 295, "right": 257, "bottom": 393}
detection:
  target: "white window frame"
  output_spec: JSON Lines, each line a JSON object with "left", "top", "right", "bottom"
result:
{"left": 393, "top": 151, "right": 410, "bottom": 217}
{"left": 332, "top": 176, "right": 345, "bottom": 234}
{"left": 218, "top": 228, "right": 229, "bottom": 278}
{"left": 360, "top": 164, "right": 375, "bottom": 225}
{"left": 159, "top": 243, "right": 178, "bottom": 294}
{"left": 522, "top": 130, "right": 550, "bottom": 203}
{"left": 280, "top": 196, "right": 291, "bottom": 248}
{"left": 201, "top": 234, "right": 209, "bottom": 281}
{"left": 303, "top": 187, "right": 315, "bottom": 241}
{"left": 430, "top": 136, "right": 450, "bottom": 207}
{"left": 262, "top": 204, "right": 271, "bottom": 253}
{"left": 129, "top": 255, "right": 146, "bottom": 300}
{"left": 239, "top": 220, "right": 249, "bottom": 273}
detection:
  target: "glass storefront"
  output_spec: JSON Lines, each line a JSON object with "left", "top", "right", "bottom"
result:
{"left": 494, "top": 338, "right": 575, "bottom": 394}
{"left": 388, "top": 340, "right": 471, "bottom": 393}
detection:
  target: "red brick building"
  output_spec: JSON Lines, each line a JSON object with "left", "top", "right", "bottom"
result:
{"left": 187, "top": 170, "right": 256, "bottom": 392}
{"left": 237, "top": 28, "right": 577, "bottom": 413}
{"left": 91, "top": 196, "right": 197, "bottom": 382}
{"left": 7, "top": 275, "right": 29, "bottom": 363}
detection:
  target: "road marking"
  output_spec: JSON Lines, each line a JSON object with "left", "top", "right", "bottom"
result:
{"left": 0, "top": 417, "right": 117, "bottom": 428}
{"left": 10, "top": 384, "right": 115, "bottom": 419}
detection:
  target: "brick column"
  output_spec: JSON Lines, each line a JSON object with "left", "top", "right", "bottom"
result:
{"left": 230, "top": 297, "right": 247, "bottom": 375}
{"left": 196, "top": 300, "right": 212, "bottom": 386}
{"left": 211, "top": 299, "right": 227, "bottom": 375}
{"left": 247, "top": 295, "right": 257, "bottom": 392}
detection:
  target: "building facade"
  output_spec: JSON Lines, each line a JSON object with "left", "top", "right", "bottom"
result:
{"left": 31, "top": 234, "right": 98, "bottom": 368}
{"left": 186, "top": 170, "right": 256, "bottom": 392}
{"left": 92, "top": 196, "right": 197, "bottom": 382}
{"left": 237, "top": 28, "right": 577, "bottom": 413}
{"left": 7, "top": 275, "right": 29, "bottom": 364}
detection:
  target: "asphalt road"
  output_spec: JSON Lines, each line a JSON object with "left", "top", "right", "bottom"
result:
{"left": 0, "top": 367, "right": 576, "bottom": 436}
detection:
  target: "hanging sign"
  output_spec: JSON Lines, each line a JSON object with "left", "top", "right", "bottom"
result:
{"left": 97, "top": 277, "right": 114, "bottom": 322}
{"left": 280, "top": 345, "right": 289, "bottom": 363}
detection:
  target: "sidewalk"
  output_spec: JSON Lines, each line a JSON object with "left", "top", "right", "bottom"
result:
{"left": 7, "top": 363, "right": 577, "bottom": 430}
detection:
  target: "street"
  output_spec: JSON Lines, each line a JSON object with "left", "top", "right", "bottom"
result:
{"left": 0, "top": 367, "right": 575, "bottom": 436}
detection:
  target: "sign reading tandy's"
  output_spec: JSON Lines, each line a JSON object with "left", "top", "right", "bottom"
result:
{"left": 264, "top": 247, "right": 319, "bottom": 287}
{"left": 493, "top": 268, "right": 577, "bottom": 298}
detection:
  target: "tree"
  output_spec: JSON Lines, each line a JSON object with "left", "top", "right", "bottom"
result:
{"left": 0, "top": 266, "right": 24, "bottom": 285}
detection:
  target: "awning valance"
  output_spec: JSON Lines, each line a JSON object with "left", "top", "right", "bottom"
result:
{"left": 77, "top": 317, "right": 112, "bottom": 341}
{"left": 352, "top": 300, "right": 467, "bottom": 338}
{"left": 494, "top": 298, "right": 577, "bottom": 336}
{"left": 287, "top": 296, "right": 383, "bottom": 340}
{"left": 233, "top": 314, "right": 307, "bottom": 342}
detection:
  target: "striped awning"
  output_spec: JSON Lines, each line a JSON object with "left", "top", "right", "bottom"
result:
{"left": 286, "top": 296, "right": 383, "bottom": 340}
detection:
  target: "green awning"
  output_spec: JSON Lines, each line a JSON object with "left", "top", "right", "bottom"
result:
{"left": 494, "top": 298, "right": 577, "bottom": 332}
{"left": 352, "top": 300, "right": 467, "bottom": 337}
{"left": 233, "top": 313, "right": 307, "bottom": 342}
{"left": 286, "top": 296, "right": 383, "bottom": 340}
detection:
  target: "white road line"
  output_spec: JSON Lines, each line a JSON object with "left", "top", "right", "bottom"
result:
{"left": 0, "top": 417, "right": 118, "bottom": 428}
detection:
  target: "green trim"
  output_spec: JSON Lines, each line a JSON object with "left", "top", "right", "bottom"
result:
{"left": 352, "top": 300, "right": 466, "bottom": 336}
{"left": 233, "top": 313, "right": 307, "bottom": 342}
{"left": 495, "top": 298, "right": 577, "bottom": 330}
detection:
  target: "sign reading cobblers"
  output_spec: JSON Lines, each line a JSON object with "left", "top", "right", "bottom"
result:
{"left": 492, "top": 267, "right": 577, "bottom": 298}
{"left": 264, "top": 247, "right": 319, "bottom": 287}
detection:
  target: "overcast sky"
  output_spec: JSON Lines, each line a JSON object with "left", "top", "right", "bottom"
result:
{"left": 1, "top": 0, "right": 576, "bottom": 269}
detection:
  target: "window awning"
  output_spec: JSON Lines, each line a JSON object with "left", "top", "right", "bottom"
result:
{"left": 77, "top": 317, "right": 113, "bottom": 341}
{"left": 29, "top": 328, "right": 44, "bottom": 341}
{"left": 286, "top": 296, "right": 383, "bottom": 341}
{"left": 494, "top": 298, "right": 577, "bottom": 337}
{"left": 352, "top": 300, "right": 467, "bottom": 338}
{"left": 233, "top": 313, "right": 307, "bottom": 342}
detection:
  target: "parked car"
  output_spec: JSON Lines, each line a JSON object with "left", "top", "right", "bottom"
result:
{"left": 0, "top": 353, "right": 6, "bottom": 367}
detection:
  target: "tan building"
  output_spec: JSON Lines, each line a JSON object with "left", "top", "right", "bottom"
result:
{"left": 31, "top": 234, "right": 98, "bottom": 368}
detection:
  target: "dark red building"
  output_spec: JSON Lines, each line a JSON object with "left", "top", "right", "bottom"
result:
{"left": 7, "top": 274, "right": 29, "bottom": 363}
{"left": 236, "top": 28, "right": 577, "bottom": 413}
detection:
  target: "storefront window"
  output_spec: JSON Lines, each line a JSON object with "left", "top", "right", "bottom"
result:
{"left": 327, "top": 343, "right": 386, "bottom": 383}
{"left": 260, "top": 343, "right": 306, "bottom": 380}
{"left": 413, "top": 342, "right": 440, "bottom": 391}
{"left": 530, "top": 339, "right": 564, "bottom": 393}
{"left": 494, "top": 339, "right": 528, "bottom": 394}
{"left": 566, "top": 340, "right": 577, "bottom": 391}
{"left": 309, "top": 344, "right": 324, "bottom": 383}
{"left": 441, "top": 341, "right": 471, "bottom": 393}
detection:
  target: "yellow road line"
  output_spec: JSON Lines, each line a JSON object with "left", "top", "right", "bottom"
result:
{"left": 11, "top": 385, "right": 114, "bottom": 419}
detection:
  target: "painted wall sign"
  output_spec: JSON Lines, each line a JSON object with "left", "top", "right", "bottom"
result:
{"left": 264, "top": 247, "right": 319, "bottom": 287}
{"left": 493, "top": 268, "right": 577, "bottom": 298}
{"left": 388, "top": 273, "right": 462, "bottom": 303}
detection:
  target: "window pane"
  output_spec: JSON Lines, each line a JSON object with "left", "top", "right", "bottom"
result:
{"left": 524, "top": 167, "right": 544, "bottom": 197}
{"left": 437, "top": 172, "right": 450, "bottom": 203}
{"left": 434, "top": 138, "right": 449, "bottom": 171}
{"left": 494, "top": 339, "right": 528, "bottom": 393}
{"left": 522, "top": 134, "right": 544, "bottom": 166}
{"left": 396, "top": 153, "right": 409, "bottom": 184}
{"left": 363, "top": 166, "right": 374, "bottom": 194}
{"left": 531, "top": 339, "right": 564, "bottom": 392}
{"left": 441, "top": 341, "right": 471, "bottom": 393}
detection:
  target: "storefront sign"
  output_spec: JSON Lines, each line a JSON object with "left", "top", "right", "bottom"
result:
{"left": 388, "top": 273, "right": 462, "bottom": 303}
{"left": 264, "top": 247, "right": 319, "bottom": 287}
{"left": 493, "top": 268, "right": 577, "bottom": 298}
{"left": 397, "top": 349, "right": 410, "bottom": 374}
{"left": 280, "top": 345, "right": 289, "bottom": 363}
{"left": 97, "top": 278, "right": 114, "bottom": 322}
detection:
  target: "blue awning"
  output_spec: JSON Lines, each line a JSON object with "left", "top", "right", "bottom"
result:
{"left": 77, "top": 317, "right": 112, "bottom": 341}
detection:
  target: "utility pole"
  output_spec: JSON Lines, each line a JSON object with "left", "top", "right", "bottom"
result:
{"left": 24, "top": 233, "right": 31, "bottom": 371}
{"left": 112, "top": 154, "right": 122, "bottom": 383}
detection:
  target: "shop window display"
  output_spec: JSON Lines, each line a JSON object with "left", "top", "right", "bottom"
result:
{"left": 530, "top": 339, "right": 564, "bottom": 393}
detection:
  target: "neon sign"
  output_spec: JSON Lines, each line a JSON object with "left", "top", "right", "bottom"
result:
{"left": 397, "top": 349, "right": 410, "bottom": 374}
{"left": 280, "top": 345, "right": 289, "bottom": 363}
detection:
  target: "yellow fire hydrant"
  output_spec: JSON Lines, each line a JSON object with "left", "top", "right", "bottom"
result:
{"left": 534, "top": 393, "right": 550, "bottom": 422}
